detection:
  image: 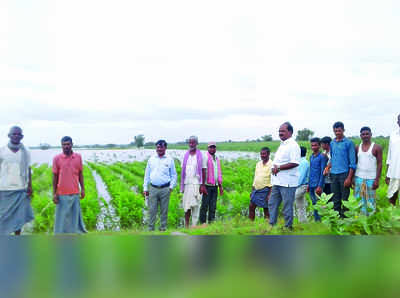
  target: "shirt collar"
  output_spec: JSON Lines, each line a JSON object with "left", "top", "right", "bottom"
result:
{"left": 62, "top": 152, "right": 75, "bottom": 159}
{"left": 281, "top": 137, "right": 293, "bottom": 144}
{"left": 334, "top": 137, "right": 347, "bottom": 143}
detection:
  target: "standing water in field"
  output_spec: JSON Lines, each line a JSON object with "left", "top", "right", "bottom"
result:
{"left": 30, "top": 149, "right": 260, "bottom": 165}
{"left": 91, "top": 170, "right": 120, "bottom": 231}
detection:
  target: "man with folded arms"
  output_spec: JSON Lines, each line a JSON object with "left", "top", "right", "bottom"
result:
{"left": 143, "top": 140, "right": 177, "bottom": 232}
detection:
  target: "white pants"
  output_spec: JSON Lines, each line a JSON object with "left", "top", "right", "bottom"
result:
{"left": 387, "top": 178, "right": 400, "bottom": 198}
{"left": 183, "top": 184, "right": 201, "bottom": 227}
{"left": 189, "top": 205, "right": 200, "bottom": 227}
{"left": 295, "top": 185, "right": 308, "bottom": 223}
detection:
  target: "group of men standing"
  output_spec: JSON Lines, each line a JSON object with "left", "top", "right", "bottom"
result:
{"left": 248, "top": 115, "right": 400, "bottom": 229}
{"left": 0, "top": 127, "right": 87, "bottom": 235}
{"left": 1, "top": 114, "right": 400, "bottom": 234}
{"left": 143, "top": 136, "right": 223, "bottom": 231}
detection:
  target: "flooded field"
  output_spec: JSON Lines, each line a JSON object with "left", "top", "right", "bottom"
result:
{"left": 30, "top": 149, "right": 260, "bottom": 165}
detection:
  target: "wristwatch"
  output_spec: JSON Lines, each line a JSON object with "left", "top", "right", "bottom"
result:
{"left": 277, "top": 165, "right": 281, "bottom": 172}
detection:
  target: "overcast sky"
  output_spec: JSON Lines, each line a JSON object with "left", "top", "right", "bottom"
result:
{"left": 1, "top": 0, "right": 399, "bottom": 146}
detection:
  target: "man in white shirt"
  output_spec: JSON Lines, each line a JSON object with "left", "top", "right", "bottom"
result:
{"left": 268, "top": 122, "right": 301, "bottom": 230}
{"left": 0, "top": 126, "right": 34, "bottom": 235}
{"left": 386, "top": 114, "right": 400, "bottom": 206}
{"left": 143, "top": 140, "right": 177, "bottom": 231}
{"left": 180, "top": 136, "right": 207, "bottom": 228}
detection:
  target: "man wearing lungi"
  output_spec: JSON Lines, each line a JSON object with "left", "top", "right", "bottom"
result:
{"left": 354, "top": 127, "right": 383, "bottom": 215}
{"left": 52, "top": 136, "right": 87, "bottom": 234}
{"left": 180, "top": 136, "right": 206, "bottom": 228}
{"left": 199, "top": 142, "right": 223, "bottom": 224}
{"left": 0, "top": 126, "right": 34, "bottom": 235}
{"left": 249, "top": 147, "right": 272, "bottom": 221}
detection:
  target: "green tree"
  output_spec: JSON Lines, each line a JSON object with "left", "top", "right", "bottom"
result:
{"left": 134, "top": 134, "right": 145, "bottom": 148}
{"left": 261, "top": 134, "right": 273, "bottom": 142}
{"left": 296, "top": 128, "right": 314, "bottom": 141}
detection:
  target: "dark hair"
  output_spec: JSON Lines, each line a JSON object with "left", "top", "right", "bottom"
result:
{"left": 360, "top": 126, "right": 371, "bottom": 133}
{"left": 282, "top": 122, "right": 294, "bottom": 133}
{"left": 310, "top": 137, "right": 321, "bottom": 144}
{"left": 156, "top": 139, "right": 168, "bottom": 148}
{"left": 300, "top": 146, "right": 307, "bottom": 157}
{"left": 260, "top": 147, "right": 270, "bottom": 153}
{"left": 61, "top": 136, "right": 73, "bottom": 143}
{"left": 321, "top": 136, "right": 332, "bottom": 144}
{"left": 333, "top": 121, "right": 345, "bottom": 130}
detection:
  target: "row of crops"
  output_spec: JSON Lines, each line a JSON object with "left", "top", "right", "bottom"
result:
{"left": 86, "top": 159, "right": 260, "bottom": 230}
{"left": 29, "top": 159, "right": 260, "bottom": 232}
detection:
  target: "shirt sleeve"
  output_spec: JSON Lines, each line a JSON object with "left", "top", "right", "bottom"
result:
{"left": 170, "top": 158, "right": 178, "bottom": 189}
{"left": 387, "top": 137, "right": 392, "bottom": 165}
{"left": 290, "top": 143, "right": 301, "bottom": 165}
{"left": 52, "top": 156, "right": 59, "bottom": 174}
{"left": 143, "top": 159, "right": 151, "bottom": 192}
{"left": 348, "top": 140, "right": 357, "bottom": 170}
{"left": 298, "top": 161, "right": 308, "bottom": 185}
{"left": 27, "top": 150, "right": 32, "bottom": 167}
{"left": 252, "top": 164, "right": 257, "bottom": 187}
{"left": 318, "top": 155, "right": 327, "bottom": 187}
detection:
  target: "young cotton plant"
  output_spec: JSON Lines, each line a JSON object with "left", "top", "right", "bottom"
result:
{"left": 313, "top": 193, "right": 340, "bottom": 233}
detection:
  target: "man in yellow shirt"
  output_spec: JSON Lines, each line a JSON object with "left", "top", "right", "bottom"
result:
{"left": 249, "top": 147, "right": 272, "bottom": 220}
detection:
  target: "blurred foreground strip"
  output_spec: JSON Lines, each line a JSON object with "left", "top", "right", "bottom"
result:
{"left": 1, "top": 237, "right": 399, "bottom": 298}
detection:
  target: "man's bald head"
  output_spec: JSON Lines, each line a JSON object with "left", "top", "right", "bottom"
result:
{"left": 9, "top": 126, "right": 22, "bottom": 134}
{"left": 8, "top": 126, "right": 24, "bottom": 145}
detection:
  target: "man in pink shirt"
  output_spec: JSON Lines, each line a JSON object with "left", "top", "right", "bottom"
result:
{"left": 52, "top": 136, "right": 87, "bottom": 234}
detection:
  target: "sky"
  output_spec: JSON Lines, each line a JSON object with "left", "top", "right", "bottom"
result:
{"left": 1, "top": 0, "right": 399, "bottom": 146}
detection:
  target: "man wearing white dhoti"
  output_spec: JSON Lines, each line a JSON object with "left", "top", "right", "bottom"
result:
{"left": 180, "top": 136, "right": 206, "bottom": 228}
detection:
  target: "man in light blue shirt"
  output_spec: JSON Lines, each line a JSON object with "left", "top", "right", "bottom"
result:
{"left": 143, "top": 140, "right": 177, "bottom": 231}
{"left": 295, "top": 147, "right": 309, "bottom": 223}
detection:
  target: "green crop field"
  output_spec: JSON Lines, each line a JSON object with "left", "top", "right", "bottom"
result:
{"left": 28, "top": 137, "right": 399, "bottom": 235}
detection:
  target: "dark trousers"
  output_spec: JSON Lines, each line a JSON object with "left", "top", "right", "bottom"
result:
{"left": 200, "top": 186, "right": 218, "bottom": 224}
{"left": 331, "top": 173, "right": 350, "bottom": 218}
{"left": 323, "top": 183, "right": 332, "bottom": 195}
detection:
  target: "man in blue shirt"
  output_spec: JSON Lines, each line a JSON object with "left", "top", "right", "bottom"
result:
{"left": 327, "top": 122, "right": 356, "bottom": 218}
{"left": 143, "top": 140, "right": 177, "bottom": 231}
{"left": 309, "top": 138, "right": 327, "bottom": 221}
{"left": 295, "top": 146, "right": 309, "bottom": 223}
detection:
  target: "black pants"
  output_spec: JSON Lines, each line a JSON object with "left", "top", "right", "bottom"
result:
{"left": 331, "top": 173, "right": 350, "bottom": 218}
{"left": 323, "top": 183, "right": 332, "bottom": 195}
{"left": 200, "top": 186, "right": 218, "bottom": 224}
